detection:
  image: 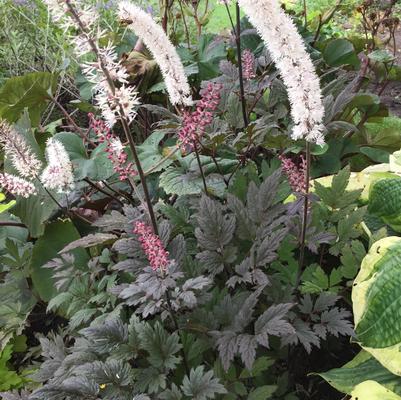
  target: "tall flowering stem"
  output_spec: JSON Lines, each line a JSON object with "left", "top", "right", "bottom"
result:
{"left": 296, "top": 144, "right": 311, "bottom": 293}
{"left": 237, "top": 0, "right": 325, "bottom": 145}
{"left": 54, "top": 0, "right": 159, "bottom": 234}
{"left": 133, "top": 219, "right": 190, "bottom": 375}
{"left": 235, "top": 2, "right": 248, "bottom": 128}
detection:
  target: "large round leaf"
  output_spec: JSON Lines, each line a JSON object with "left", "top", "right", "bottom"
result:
{"left": 352, "top": 237, "right": 401, "bottom": 375}
{"left": 323, "top": 39, "right": 359, "bottom": 68}
{"left": 0, "top": 72, "right": 57, "bottom": 126}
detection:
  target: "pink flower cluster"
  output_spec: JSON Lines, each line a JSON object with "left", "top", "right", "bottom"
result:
{"left": 177, "top": 82, "right": 222, "bottom": 153}
{"left": 133, "top": 221, "right": 170, "bottom": 272}
{"left": 279, "top": 154, "right": 307, "bottom": 194}
{"left": 241, "top": 49, "right": 256, "bottom": 80}
{"left": 88, "top": 113, "right": 137, "bottom": 181}
{"left": 0, "top": 173, "right": 36, "bottom": 198}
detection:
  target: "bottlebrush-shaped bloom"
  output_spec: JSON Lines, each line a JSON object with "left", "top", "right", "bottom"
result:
{"left": 0, "top": 173, "right": 37, "bottom": 198}
{"left": 237, "top": 0, "right": 325, "bottom": 145}
{"left": 89, "top": 113, "right": 137, "bottom": 180}
{"left": 242, "top": 49, "right": 256, "bottom": 80}
{"left": 177, "top": 82, "right": 222, "bottom": 152}
{"left": 133, "top": 221, "right": 169, "bottom": 272}
{"left": 41, "top": 138, "right": 74, "bottom": 193}
{"left": 279, "top": 154, "right": 307, "bottom": 194}
{"left": 0, "top": 120, "right": 42, "bottom": 179}
{"left": 118, "top": 1, "right": 193, "bottom": 107}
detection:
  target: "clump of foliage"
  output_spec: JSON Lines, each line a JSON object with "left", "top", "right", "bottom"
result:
{"left": 0, "top": 0, "right": 401, "bottom": 399}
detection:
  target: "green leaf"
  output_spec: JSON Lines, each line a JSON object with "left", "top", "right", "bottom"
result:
{"left": 369, "top": 178, "right": 401, "bottom": 217}
{"left": 247, "top": 385, "right": 277, "bottom": 400}
{"left": 352, "top": 237, "right": 401, "bottom": 375}
{"left": 30, "top": 220, "right": 89, "bottom": 301}
{"left": 137, "top": 322, "right": 182, "bottom": 371}
{"left": 181, "top": 366, "right": 227, "bottom": 400}
{"left": 318, "top": 351, "right": 401, "bottom": 395}
{"left": 360, "top": 147, "right": 390, "bottom": 163}
{"left": 0, "top": 72, "right": 58, "bottom": 126}
{"left": 137, "top": 131, "right": 174, "bottom": 173}
{"left": 368, "top": 50, "right": 396, "bottom": 64}
{"left": 323, "top": 39, "right": 359, "bottom": 68}
{"left": 11, "top": 192, "right": 57, "bottom": 238}
{"left": 351, "top": 381, "right": 401, "bottom": 400}
{"left": 55, "top": 132, "right": 114, "bottom": 180}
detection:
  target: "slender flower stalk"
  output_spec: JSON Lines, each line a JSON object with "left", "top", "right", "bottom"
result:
{"left": 133, "top": 221, "right": 169, "bottom": 272}
{"left": 45, "top": 0, "right": 159, "bottom": 235}
{"left": 177, "top": 82, "right": 222, "bottom": 152}
{"left": 0, "top": 173, "right": 37, "bottom": 198}
{"left": 0, "top": 120, "right": 42, "bottom": 179}
{"left": 41, "top": 138, "right": 75, "bottom": 193}
{"left": 118, "top": 1, "right": 193, "bottom": 107}
{"left": 237, "top": 0, "right": 325, "bottom": 144}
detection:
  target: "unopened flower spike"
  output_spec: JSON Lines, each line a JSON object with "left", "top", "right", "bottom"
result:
{"left": 178, "top": 82, "right": 222, "bottom": 153}
{"left": 133, "top": 221, "right": 170, "bottom": 272}
{"left": 118, "top": 1, "right": 193, "bottom": 107}
{"left": 237, "top": 0, "right": 326, "bottom": 145}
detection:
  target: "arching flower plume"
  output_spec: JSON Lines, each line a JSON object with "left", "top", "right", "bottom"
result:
{"left": 0, "top": 120, "right": 42, "bottom": 179}
{"left": 118, "top": 1, "right": 193, "bottom": 107}
{"left": 41, "top": 138, "right": 74, "bottom": 193}
{"left": 237, "top": 0, "right": 325, "bottom": 145}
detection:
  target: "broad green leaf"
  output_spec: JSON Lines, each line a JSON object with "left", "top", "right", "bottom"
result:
{"left": 368, "top": 179, "right": 401, "bottom": 231}
{"left": 0, "top": 72, "right": 58, "bottom": 126}
{"left": 247, "top": 385, "right": 277, "bottom": 400}
{"left": 323, "top": 39, "right": 359, "bottom": 68}
{"left": 54, "top": 132, "right": 114, "bottom": 180}
{"left": 368, "top": 50, "right": 396, "bottom": 64}
{"left": 360, "top": 147, "right": 390, "bottom": 163}
{"left": 351, "top": 381, "right": 401, "bottom": 400}
{"left": 352, "top": 237, "right": 401, "bottom": 375}
{"left": 11, "top": 192, "right": 57, "bottom": 238}
{"left": 30, "top": 220, "right": 89, "bottom": 301}
{"left": 136, "top": 131, "right": 174, "bottom": 173}
{"left": 318, "top": 351, "right": 401, "bottom": 395}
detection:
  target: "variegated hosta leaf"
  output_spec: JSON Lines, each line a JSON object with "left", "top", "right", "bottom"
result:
{"left": 351, "top": 380, "right": 401, "bottom": 400}
{"left": 317, "top": 351, "right": 401, "bottom": 395}
{"left": 352, "top": 237, "right": 401, "bottom": 375}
